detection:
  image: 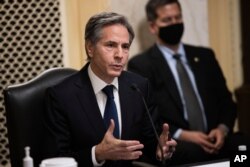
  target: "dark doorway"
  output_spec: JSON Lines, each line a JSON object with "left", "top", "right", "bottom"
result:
{"left": 235, "top": 0, "right": 250, "bottom": 136}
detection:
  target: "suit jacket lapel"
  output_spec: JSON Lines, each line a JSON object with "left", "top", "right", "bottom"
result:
{"left": 118, "top": 74, "right": 134, "bottom": 140}
{"left": 72, "top": 65, "right": 135, "bottom": 140}
{"left": 151, "top": 45, "right": 183, "bottom": 111}
{"left": 74, "top": 64, "right": 106, "bottom": 140}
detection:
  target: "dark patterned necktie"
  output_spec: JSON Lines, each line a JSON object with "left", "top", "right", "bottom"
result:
{"left": 102, "top": 85, "right": 120, "bottom": 138}
{"left": 173, "top": 54, "right": 205, "bottom": 132}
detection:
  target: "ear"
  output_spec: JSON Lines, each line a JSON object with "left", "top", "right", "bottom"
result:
{"left": 86, "top": 41, "right": 94, "bottom": 58}
{"left": 148, "top": 21, "right": 158, "bottom": 35}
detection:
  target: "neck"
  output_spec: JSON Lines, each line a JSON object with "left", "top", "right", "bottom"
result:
{"left": 166, "top": 44, "right": 179, "bottom": 53}
{"left": 158, "top": 39, "right": 180, "bottom": 53}
{"left": 89, "top": 63, "right": 114, "bottom": 84}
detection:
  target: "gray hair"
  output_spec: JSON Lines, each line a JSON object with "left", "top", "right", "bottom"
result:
{"left": 85, "top": 12, "right": 135, "bottom": 60}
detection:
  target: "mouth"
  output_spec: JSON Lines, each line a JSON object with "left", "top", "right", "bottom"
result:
{"left": 111, "top": 64, "right": 123, "bottom": 70}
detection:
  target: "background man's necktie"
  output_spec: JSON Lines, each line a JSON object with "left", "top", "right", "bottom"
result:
{"left": 173, "top": 54, "right": 205, "bottom": 132}
{"left": 102, "top": 85, "right": 120, "bottom": 138}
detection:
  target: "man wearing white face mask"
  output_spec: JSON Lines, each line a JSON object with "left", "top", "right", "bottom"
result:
{"left": 128, "top": 0, "right": 250, "bottom": 166}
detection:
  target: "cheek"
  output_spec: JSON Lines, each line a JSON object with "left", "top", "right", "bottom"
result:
{"left": 91, "top": 52, "right": 105, "bottom": 68}
{"left": 93, "top": 49, "right": 107, "bottom": 61}
{"left": 100, "top": 48, "right": 113, "bottom": 58}
{"left": 150, "top": 25, "right": 159, "bottom": 35}
{"left": 123, "top": 54, "right": 129, "bottom": 62}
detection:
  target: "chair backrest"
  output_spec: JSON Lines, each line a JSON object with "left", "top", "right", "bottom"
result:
{"left": 4, "top": 67, "right": 77, "bottom": 167}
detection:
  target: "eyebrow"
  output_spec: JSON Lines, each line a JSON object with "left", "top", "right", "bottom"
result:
{"left": 104, "top": 40, "right": 130, "bottom": 45}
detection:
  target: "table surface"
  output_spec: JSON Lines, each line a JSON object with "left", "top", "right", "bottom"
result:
{"left": 173, "top": 159, "right": 230, "bottom": 167}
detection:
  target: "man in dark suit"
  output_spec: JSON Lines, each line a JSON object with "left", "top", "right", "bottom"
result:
{"left": 128, "top": 0, "right": 250, "bottom": 165}
{"left": 43, "top": 12, "right": 176, "bottom": 167}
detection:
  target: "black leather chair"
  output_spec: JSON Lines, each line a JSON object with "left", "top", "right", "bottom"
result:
{"left": 4, "top": 67, "right": 77, "bottom": 167}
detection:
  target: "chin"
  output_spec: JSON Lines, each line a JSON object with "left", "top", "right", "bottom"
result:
{"left": 110, "top": 71, "right": 122, "bottom": 77}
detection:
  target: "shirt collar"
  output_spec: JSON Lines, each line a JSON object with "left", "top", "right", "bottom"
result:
{"left": 157, "top": 43, "right": 187, "bottom": 63}
{"left": 88, "top": 65, "right": 119, "bottom": 95}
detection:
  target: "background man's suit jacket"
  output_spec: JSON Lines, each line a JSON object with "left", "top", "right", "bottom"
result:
{"left": 128, "top": 44, "right": 237, "bottom": 135}
{"left": 43, "top": 63, "right": 157, "bottom": 167}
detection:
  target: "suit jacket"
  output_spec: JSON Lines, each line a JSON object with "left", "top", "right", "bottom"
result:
{"left": 43, "top": 63, "right": 157, "bottom": 167}
{"left": 128, "top": 44, "right": 237, "bottom": 135}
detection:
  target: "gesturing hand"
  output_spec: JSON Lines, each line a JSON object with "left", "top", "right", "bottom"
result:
{"left": 95, "top": 119, "right": 144, "bottom": 162}
{"left": 156, "top": 123, "right": 177, "bottom": 161}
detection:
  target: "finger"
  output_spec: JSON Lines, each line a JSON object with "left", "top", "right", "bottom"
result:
{"left": 163, "top": 146, "right": 174, "bottom": 159}
{"left": 160, "top": 123, "right": 170, "bottom": 145}
{"left": 125, "top": 144, "right": 144, "bottom": 152}
{"left": 198, "top": 132, "right": 211, "bottom": 140}
{"left": 164, "top": 140, "right": 176, "bottom": 155}
{"left": 161, "top": 123, "right": 169, "bottom": 136}
{"left": 214, "top": 140, "right": 223, "bottom": 150}
{"left": 118, "top": 140, "right": 142, "bottom": 147}
{"left": 157, "top": 139, "right": 176, "bottom": 160}
{"left": 113, "top": 143, "right": 144, "bottom": 154}
{"left": 214, "top": 139, "right": 220, "bottom": 147}
{"left": 159, "top": 146, "right": 173, "bottom": 160}
{"left": 165, "top": 152, "right": 173, "bottom": 159}
{"left": 208, "top": 133, "right": 215, "bottom": 140}
{"left": 201, "top": 140, "right": 216, "bottom": 150}
{"left": 166, "top": 139, "right": 177, "bottom": 149}
{"left": 107, "top": 119, "right": 115, "bottom": 135}
{"left": 201, "top": 145, "right": 214, "bottom": 154}
{"left": 199, "top": 135, "right": 216, "bottom": 149}
{"left": 119, "top": 150, "right": 143, "bottom": 160}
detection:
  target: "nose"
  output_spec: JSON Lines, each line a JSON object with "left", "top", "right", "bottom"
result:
{"left": 168, "top": 15, "right": 182, "bottom": 25}
{"left": 172, "top": 18, "right": 179, "bottom": 24}
{"left": 114, "top": 47, "right": 123, "bottom": 58}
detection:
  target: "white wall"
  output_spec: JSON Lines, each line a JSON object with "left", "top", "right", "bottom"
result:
{"left": 110, "top": 0, "right": 209, "bottom": 58}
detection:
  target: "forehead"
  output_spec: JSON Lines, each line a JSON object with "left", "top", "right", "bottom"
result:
{"left": 156, "top": 3, "right": 181, "bottom": 18}
{"left": 99, "top": 24, "right": 130, "bottom": 42}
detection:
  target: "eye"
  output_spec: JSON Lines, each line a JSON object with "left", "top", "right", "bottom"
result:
{"left": 107, "top": 42, "right": 115, "bottom": 48}
{"left": 162, "top": 17, "right": 172, "bottom": 24}
{"left": 122, "top": 44, "right": 130, "bottom": 50}
{"left": 175, "top": 14, "right": 182, "bottom": 21}
{"left": 104, "top": 41, "right": 116, "bottom": 48}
